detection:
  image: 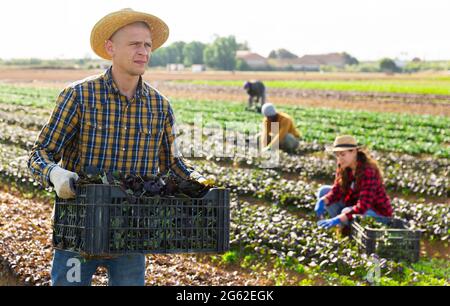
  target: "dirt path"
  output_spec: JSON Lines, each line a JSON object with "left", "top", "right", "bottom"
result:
{"left": 0, "top": 189, "right": 269, "bottom": 286}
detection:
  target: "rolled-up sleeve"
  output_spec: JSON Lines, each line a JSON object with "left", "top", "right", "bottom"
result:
{"left": 27, "top": 87, "right": 79, "bottom": 187}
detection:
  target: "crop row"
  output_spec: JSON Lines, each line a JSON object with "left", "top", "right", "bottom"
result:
{"left": 0, "top": 119, "right": 448, "bottom": 198}
{"left": 229, "top": 199, "right": 448, "bottom": 285}
{"left": 0, "top": 85, "right": 449, "bottom": 156}
{"left": 1, "top": 140, "right": 446, "bottom": 240}
{"left": 196, "top": 161, "right": 449, "bottom": 240}
{"left": 183, "top": 134, "right": 449, "bottom": 197}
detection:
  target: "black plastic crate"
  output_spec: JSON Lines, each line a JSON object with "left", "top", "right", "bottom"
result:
{"left": 52, "top": 185, "right": 230, "bottom": 257}
{"left": 350, "top": 217, "right": 422, "bottom": 262}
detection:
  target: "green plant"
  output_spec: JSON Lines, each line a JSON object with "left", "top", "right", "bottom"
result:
{"left": 221, "top": 251, "right": 239, "bottom": 265}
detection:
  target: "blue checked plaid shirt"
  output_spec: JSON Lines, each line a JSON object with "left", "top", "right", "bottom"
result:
{"left": 28, "top": 66, "right": 201, "bottom": 188}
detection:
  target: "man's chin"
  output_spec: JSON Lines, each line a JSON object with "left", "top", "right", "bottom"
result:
{"left": 128, "top": 68, "right": 146, "bottom": 76}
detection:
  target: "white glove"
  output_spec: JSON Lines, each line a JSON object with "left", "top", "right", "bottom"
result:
{"left": 49, "top": 165, "right": 79, "bottom": 199}
{"left": 197, "top": 176, "right": 207, "bottom": 184}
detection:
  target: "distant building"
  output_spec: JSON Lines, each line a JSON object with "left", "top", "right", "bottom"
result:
{"left": 269, "top": 57, "right": 321, "bottom": 71}
{"left": 166, "top": 64, "right": 185, "bottom": 71}
{"left": 236, "top": 51, "right": 269, "bottom": 69}
{"left": 270, "top": 53, "right": 354, "bottom": 71}
{"left": 191, "top": 64, "right": 206, "bottom": 73}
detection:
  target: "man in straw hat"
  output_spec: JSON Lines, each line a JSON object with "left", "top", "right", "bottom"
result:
{"left": 28, "top": 8, "right": 207, "bottom": 286}
{"left": 315, "top": 135, "right": 393, "bottom": 233}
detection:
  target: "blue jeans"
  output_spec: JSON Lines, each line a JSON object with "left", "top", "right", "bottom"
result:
{"left": 317, "top": 185, "right": 389, "bottom": 224}
{"left": 280, "top": 133, "right": 300, "bottom": 152}
{"left": 51, "top": 249, "right": 146, "bottom": 286}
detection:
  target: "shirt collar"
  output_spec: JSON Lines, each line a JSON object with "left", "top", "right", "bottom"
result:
{"left": 103, "top": 66, "right": 149, "bottom": 97}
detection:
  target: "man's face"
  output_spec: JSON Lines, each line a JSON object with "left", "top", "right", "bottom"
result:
{"left": 105, "top": 22, "right": 152, "bottom": 76}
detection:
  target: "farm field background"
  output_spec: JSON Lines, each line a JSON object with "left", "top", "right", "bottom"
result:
{"left": 174, "top": 78, "right": 450, "bottom": 96}
{"left": 0, "top": 68, "right": 448, "bottom": 286}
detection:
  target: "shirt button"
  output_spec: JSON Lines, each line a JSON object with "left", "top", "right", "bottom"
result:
{"left": 122, "top": 148, "right": 126, "bottom": 151}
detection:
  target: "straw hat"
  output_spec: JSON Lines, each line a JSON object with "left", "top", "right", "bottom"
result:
{"left": 328, "top": 135, "right": 360, "bottom": 152}
{"left": 90, "top": 8, "right": 169, "bottom": 60}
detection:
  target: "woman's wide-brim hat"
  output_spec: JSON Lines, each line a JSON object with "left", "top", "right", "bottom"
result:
{"left": 90, "top": 8, "right": 169, "bottom": 60}
{"left": 326, "top": 135, "right": 361, "bottom": 152}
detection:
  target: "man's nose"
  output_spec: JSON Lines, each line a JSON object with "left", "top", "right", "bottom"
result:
{"left": 138, "top": 46, "right": 150, "bottom": 56}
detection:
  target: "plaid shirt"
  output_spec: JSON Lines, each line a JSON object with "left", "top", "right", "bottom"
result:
{"left": 28, "top": 67, "right": 201, "bottom": 188}
{"left": 325, "top": 162, "right": 393, "bottom": 220}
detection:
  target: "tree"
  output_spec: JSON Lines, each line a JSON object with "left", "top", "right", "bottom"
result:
{"left": 150, "top": 41, "right": 186, "bottom": 67}
{"left": 166, "top": 41, "right": 185, "bottom": 63}
{"left": 235, "top": 59, "right": 251, "bottom": 71}
{"left": 150, "top": 48, "right": 168, "bottom": 67}
{"left": 237, "top": 41, "right": 250, "bottom": 51}
{"left": 379, "top": 58, "right": 400, "bottom": 73}
{"left": 342, "top": 52, "right": 359, "bottom": 65}
{"left": 183, "top": 41, "right": 206, "bottom": 66}
{"left": 268, "top": 50, "right": 277, "bottom": 59}
{"left": 203, "top": 36, "right": 238, "bottom": 70}
{"left": 268, "top": 49, "right": 298, "bottom": 59}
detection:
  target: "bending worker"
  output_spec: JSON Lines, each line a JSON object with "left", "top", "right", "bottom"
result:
{"left": 244, "top": 80, "right": 266, "bottom": 110}
{"left": 260, "top": 103, "right": 301, "bottom": 153}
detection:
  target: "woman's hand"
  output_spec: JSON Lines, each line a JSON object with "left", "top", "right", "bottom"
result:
{"left": 317, "top": 216, "right": 341, "bottom": 229}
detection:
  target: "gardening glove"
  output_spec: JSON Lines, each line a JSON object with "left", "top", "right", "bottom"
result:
{"left": 49, "top": 165, "right": 79, "bottom": 199}
{"left": 190, "top": 171, "right": 215, "bottom": 187}
{"left": 317, "top": 216, "right": 341, "bottom": 229}
{"left": 314, "top": 197, "right": 326, "bottom": 218}
{"left": 197, "top": 175, "right": 216, "bottom": 187}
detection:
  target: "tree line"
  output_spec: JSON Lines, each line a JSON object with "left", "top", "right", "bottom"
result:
{"left": 150, "top": 35, "right": 248, "bottom": 70}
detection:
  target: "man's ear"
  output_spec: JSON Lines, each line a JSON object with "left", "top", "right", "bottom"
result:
{"left": 104, "top": 39, "right": 114, "bottom": 58}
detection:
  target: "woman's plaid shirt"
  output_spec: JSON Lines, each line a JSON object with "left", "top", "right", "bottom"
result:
{"left": 325, "top": 162, "right": 393, "bottom": 220}
{"left": 28, "top": 67, "right": 201, "bottom": 188}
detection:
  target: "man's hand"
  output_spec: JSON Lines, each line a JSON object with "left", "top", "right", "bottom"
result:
{"left": 197, "top": 176, "right": 216, "bottom": 187}
{"left": 317, "top": 216, "right": 341, "bottom": 229}
{"left": 49, "top": 165, "right": 79, "bottom": 199}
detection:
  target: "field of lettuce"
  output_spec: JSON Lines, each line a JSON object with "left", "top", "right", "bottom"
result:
{"left": 174, "top": 78, "right": 450, "bottom": 96}
{"left": 0, "top": 82, "right": 448, "bottom": 286}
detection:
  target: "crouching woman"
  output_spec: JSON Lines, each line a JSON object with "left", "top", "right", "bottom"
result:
{"left": 315, "top": 135, "right": 393, "bottom": 229}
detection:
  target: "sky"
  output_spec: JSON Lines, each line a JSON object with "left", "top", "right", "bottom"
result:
{"left": 0, "top": 0, "right": 449, "bottom": 61}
